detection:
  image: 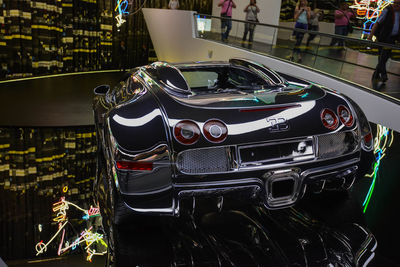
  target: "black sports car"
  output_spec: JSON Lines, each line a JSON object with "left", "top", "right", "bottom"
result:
{"left": 93, "top": 58, "right": 374, "bottom": 223}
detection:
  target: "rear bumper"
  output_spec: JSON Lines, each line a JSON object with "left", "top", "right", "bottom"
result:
{"left": 119, "top": 155, "right": 365, "bottom": 216}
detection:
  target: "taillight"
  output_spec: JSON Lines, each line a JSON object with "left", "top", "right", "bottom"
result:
{"left": 321, "top": 108, "right": 339, "bottom": 130}
{"left": 203, "top": 119, "right": 228, "bottom": 143}
{"left": 362, "top": 132, "right": 373, "bottom": 151}
{"left": 174, "top": 120, "right": 201, "bottom": 145}
{"left": 337, "top": 105, "right": 354, "bottom": 127}
{"left": 116, "top": 161, "right": 153, "bottom": 171}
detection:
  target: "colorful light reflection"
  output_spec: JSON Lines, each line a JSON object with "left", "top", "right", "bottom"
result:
{"left": 35, "top": 191, "right": 107, "bottom": 262}
{"left": 115, "top": 0, "right": 129, "bottom": 27}
{"left": 362, "top": 124, "right": 394, "bottom": 213}
{"left": 350, "top": 0, "right": 393, "bottom": 38}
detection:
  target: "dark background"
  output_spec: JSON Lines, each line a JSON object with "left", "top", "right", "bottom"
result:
{"left": 0, "top": 0, "right": 212, "bottom": 80}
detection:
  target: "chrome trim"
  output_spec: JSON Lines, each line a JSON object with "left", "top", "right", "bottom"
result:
{"left": 217, "top": 196, "right": 224, "bottom": 212}
{"left": 177, "top": 185, "right": 262, "bottom": 198}
{"left": 229, "top": 58, "right": 286, "bottom": 85}
{"left": 301, "top": 158, "right": 360, "bottom": 178}
{"left": 191, "top": 197, "right": 196, "bottom": 215}
{"left": 119, "top": 185, "right": 173, "bottom": 196}
{"left": 305, "top": 165, "right": 358, "bottom": 181}
{"left": 343, "top": 176, "right": 356, "bottom": 190}
{"left": 124, "top": 198, "right": 178, "bottom": 216}
{"left": 314, "top": 180, "right": 326, "bottom": 193}
{"left": 117, "top": 143, "right": 169, "bottom": 161}
{"left": 174, "top": 178, "right": 263, "bottom": 189}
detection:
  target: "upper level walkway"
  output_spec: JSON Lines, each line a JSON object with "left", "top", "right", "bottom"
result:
{"left": 197, "top": 14, "right": 400, "bottom": 100}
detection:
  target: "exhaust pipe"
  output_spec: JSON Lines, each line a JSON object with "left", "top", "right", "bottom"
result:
{"left": 263, "top": 169, "right": 301, "bottom": 209}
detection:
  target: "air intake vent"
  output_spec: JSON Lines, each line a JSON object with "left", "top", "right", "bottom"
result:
{"left": 317, "top": 131, "right": 358, "bottom": 159}
{"left": 176, "top": 147, "right": 230, "bottom": 174}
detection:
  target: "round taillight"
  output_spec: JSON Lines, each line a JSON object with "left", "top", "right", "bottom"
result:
{"left": 321, "top": 108, "right": 339, "bottom": 130}
{"left": 362, "top": 132, "right": 374, "bottom": 151}
{"left": 203, "top": 119, "right": 228, "bottom": 143}
{"left": 174, "top": 120, "right": 200, "bottom": 145}
{"left": 337, "top": 105, "right": 354, "bottom": 127}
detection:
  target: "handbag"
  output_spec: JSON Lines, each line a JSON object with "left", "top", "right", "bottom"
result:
{"left": 251, "top": 6, "right": 259, "bottom": 22}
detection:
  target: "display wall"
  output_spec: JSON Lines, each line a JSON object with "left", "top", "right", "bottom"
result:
{"left": 0, "top": 0, "right": 212, "bottom": 80}
{"left": 0, "top": 126, "right": 97, "bottom": 260}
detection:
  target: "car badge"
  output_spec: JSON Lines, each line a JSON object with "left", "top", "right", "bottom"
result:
{"left": 267, "top": 118, "right": 289, "bottom": 132}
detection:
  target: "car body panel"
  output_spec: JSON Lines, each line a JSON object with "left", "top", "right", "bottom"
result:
{"left": 93, "top": 58, "right": 374, "bottom": 217}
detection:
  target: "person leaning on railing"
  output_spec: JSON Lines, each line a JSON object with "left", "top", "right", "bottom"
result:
{"left": 290, "top": 0, "right": 311, "bottom": 63}
{"left": 218, "top": 0, "right": 237, "bottom": 42}
{"left": 330, "top": 2, "right": 354, "bottom": 49}
{"left": 306, "top": 7, "right": 323, "bottom": 47}
{"left": 242, "top": 0, "right": 260, "bottom": 44}
{"left": 368, "top": 0, "right": 400, "bottom": 83}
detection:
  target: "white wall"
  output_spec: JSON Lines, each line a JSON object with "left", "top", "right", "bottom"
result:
{"left": 211, "top": 0, "right": 282, "bottom": 44}
{"left": 142, "top": 8, "right": 400, "bottom": 133}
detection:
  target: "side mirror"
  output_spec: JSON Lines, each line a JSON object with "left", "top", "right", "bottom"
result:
{"left": 94, "top": 84, "right": 110, "bottom": 96}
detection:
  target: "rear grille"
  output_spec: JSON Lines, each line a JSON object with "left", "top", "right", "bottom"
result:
{"left": 176, "top": 147, "right": 230, "bottom": 174}
{"left": 317, "top": 131, "right": 358, "bottom": 159}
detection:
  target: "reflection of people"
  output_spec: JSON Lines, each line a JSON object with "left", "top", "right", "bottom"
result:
{"left": 168, "top": 0, "right": 179, "bottom": 10}
{"left": 118, "top": 40, "right": 127, "bottom": 71}
{"left": 218, "top": 0, "right": 236, "bottom": 42}
{"left": 369, "top": 0, "right": 400, "bottom": 83}
{"left": 242, "top": 0, "right": 260, "bottom": 44}
{"left": 330, "top": 3, "right": 353, "bottom": 48}
{"left": 290, "top": 0, "right": 310, "bottom": 62}
{"left": 306, "top": 8, "right": 322, "bottom": 47}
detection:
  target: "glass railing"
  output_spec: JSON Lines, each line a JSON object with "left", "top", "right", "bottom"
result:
{"left": 194, "top": 14, "right": 400, "bottom": 98}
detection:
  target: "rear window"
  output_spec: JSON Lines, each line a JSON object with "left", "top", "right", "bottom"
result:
{"left": 180, "top": 66, "right": 269, "bottom": 92}
{"left": 181, "top": 71, "right": 218, "bottom": 89}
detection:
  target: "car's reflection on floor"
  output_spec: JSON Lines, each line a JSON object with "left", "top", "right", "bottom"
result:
{"left": 6, "top": 192, "right": 396, "bottom": 267}
{"left": 111, "top": 193, "right": 375, "bottom": 266}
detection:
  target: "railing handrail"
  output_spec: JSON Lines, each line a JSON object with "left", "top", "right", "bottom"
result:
{"left": 195, "top": 13, "right": 400, "bottom": 50}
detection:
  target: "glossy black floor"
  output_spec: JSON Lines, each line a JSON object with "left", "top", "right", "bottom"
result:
{"left": 1, "top": 72, "right": 400, "bottom": 266}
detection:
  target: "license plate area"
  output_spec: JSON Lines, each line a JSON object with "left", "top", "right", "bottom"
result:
{"left": 238, "top": 138, "right": 314, "bottom": 167}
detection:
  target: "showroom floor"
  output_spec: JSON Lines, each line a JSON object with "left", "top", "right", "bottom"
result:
{"left": 1, "top": 70, "right": 399, "bottom": 266}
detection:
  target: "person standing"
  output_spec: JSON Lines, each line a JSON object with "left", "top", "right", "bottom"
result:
{"left": 330, "top": 3, "right": 353, "bottom": 48}
{"left": 368, "top": 0, "right": 400, "bottom": 83}
{"left": 168, "top": 0, "right": 179, "bottom": 10}
{"left": 306, "top": 7, "right": 323, "bottom": 47}
{"left": 218, "top": 0, "right": 236, "bottom": 42}
{"left": 290, "top": 0, "right": 311, "bottom": 62}
{"left": 242, "top": 0, "right": 260, "bottom": 44}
